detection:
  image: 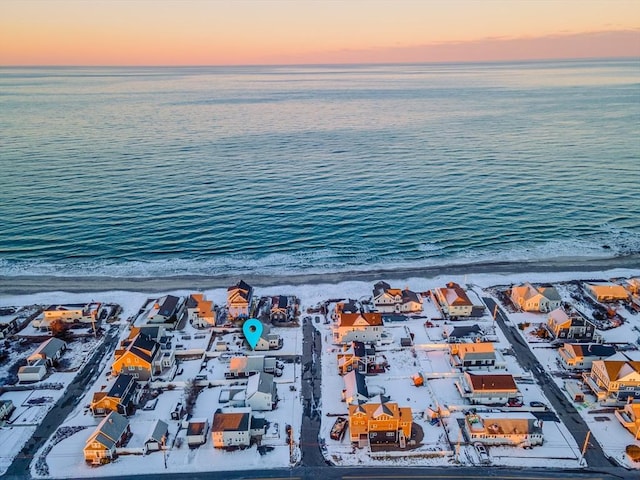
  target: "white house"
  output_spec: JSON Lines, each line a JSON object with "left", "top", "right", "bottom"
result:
{"left": 434, "top": 282, "right": 474, "bottom": 318}
{"left": 144, "top": 420, "right": 168, "bottom": 453}
{"left": 510, "top": 283, "right": 561, "bottom": 313}
{"left": 27, "top": 337, "right": 67, "bottom": 367}
{"left": 334, "top": 312, "right": 383, "bottom": 344}
{"left": 456, "top": 372, "right": 521, "bottom": 405}
{"left": 211, "top": 407, "right": 267, "bottom": 448}
{"left": 372, "top": 282, "right": 423, "bottom": 313}
{"left": 147, "top": 295, "right": 185, "bottom": 325}
{"left": 251, "top": 322, "right": 282, "bottom": 351}
{"left": 18, "top": 359, "right": 47, "bottom": 382}
{"left": 186, "top": 293, "right": 216, "bottom": 328}
{"left": 464, "top": 412, "right": 544, "bottom": 447}
{"left": 245, "top": 372, "right": 277, "bottom": 411}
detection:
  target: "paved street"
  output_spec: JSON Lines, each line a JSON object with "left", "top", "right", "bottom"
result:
{"left": 5, "top": 327, "right": 121, "bottom": 478}
{"left": 482, "top": 297, "right": 611, "bottom": 468}
{"left": 299, "top": 318, "right": 325, "bottom": 466}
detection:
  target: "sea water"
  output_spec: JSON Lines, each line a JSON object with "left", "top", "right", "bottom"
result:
{"left": 0, "top": 60, "right": 638, "bottom": 278}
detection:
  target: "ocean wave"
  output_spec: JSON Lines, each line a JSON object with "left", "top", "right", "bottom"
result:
{"left": 1, "top": 230, "right": 638, "bottom": 279}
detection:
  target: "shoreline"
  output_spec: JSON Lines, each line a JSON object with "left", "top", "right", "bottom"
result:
{"left": 0, "top": 255, "right": 639, "bottom": 295}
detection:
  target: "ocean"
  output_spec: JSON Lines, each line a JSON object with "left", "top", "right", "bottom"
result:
{"left": 0, "top": 59, "right": 639, "bottom": 279}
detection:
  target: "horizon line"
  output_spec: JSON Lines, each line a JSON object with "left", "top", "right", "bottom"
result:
{"left": 1, "top": 55, "right": 637, "bottom": 69}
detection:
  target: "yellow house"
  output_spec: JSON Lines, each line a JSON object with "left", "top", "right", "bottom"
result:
{"left": 111, "top": 333, "right": 164, "bottom": 381}
{"left": 34, "top": 302, "right": 101, "bottom": 329}
{"left": 585, "top": 282, "right": 630, "bottom": 303}
{"left": 510, "top": 283, "right": 561, "bottom": 313}
{"left": 348, "top": 399, "right": 412, "bottom": 447}
{"left": 582, "top": 358, "right": 640, "bottom": 403}
{"left": 615, "top": 403, "right": 640, "bottom": 438}
{"left": 334, "top": 312, "right": 383, "bottom": 344}
{"left": 434, "top": 282, "right": 473, "bottom": 317}
{"left": 449, "top": 342, "right": 497, "bottom": 369}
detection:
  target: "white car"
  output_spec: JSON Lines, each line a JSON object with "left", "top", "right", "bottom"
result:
{"left": 474, "top": 443, "right": 490, "bottom": 464}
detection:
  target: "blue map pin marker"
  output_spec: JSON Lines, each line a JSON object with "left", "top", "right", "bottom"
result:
{"left": 243, "top": 318, "right": 263, "bottom": 350}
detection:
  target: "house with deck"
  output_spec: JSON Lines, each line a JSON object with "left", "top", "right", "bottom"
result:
{"left": 270, "top": 295, "right": 292, "bottom": 323}
{"left": 464, "top": 412, "right": 544, "bottom": 446}
{"left": 90, "top": 374, "right": 140, "bottom": 417}
{"left": 112, "top": 332, "right": 174, "bottom": 381}
{"left": 34, "top": 302, "right": 101, "bottom": 329}
{"left": 434, "top": 282, "right": 474, "bottom": 318}
{"left": 615, "top": 403, "right": 640, "bottom": 438}
{"left": 227, "top": 280, "right": 253, "bottom": 319}
{"left": 449, "top": 343, "right": 499, "bottom": 370}
{"left": 585, "top": 282, "right": 630, "bottom": 303}
{"left": 372, "top": 282, "right": 423, "bottom": 313}
{"left": 546, "top": 308, "right": 598, "bottom": 342}
{"left": 83, "top": 411, "right": 131, "bottom": 465}
{"left": 147, "top": 295, "right": 185, "bottom": 326}
{"left": 186, "top": 293, "right": 216, "bottom": 328}
{"left": 348, "top": 397, "right": 413, "bottom": 448}
{"left": 337, "top": 341, "right": 378, "bottom": 375}
{"left": 456, "top": 372, "right": 521, "bottom": 405}
{"left": 334, "top": 312, "right": 383, "bottom": 344}
{"left": 582, "top": 357, "right": 640, "bottom": 404}
{"left": 510, "top": 283, "right": 561, "bottom": 313}
{"left": 444, "top": 324, "right": 483, "bottom": 343}
{"left": 558, "top": 343, "right": 616, "bottom": 370}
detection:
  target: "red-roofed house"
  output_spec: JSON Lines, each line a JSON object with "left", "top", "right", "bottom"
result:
{"left": 434, "top": 282, "right": 473, "bottom": 318}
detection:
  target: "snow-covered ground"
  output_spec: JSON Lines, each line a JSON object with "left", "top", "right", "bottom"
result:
{"left": 0, "top": 267, "right": 638, "bottom": 476}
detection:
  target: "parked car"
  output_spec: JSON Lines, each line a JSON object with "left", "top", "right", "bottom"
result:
{"left": 507, "top": 398, "right": 523, "bottom": 407}
{"left": 474, "top": 442, "right": 490, "bottom": 464}
{"left": 529, "top": 401, "right": 546, "bottom": 408}
{"left": 330, "top": 417, "right": 348, "bottom": 441}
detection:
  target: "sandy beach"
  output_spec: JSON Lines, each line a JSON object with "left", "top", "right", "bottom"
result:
{"left": 1, "top": 254, "right": 638, "bottom": 295}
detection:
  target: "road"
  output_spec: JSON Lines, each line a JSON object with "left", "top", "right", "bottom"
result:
{"left": 2, "top": 465, "right": 633, "bottom": 480}
{"left": 482, "top": 297, "right": 611, "bottom": 468}
{"left": 299, "top": 318, "right": 325, "bottom": 466}
{"left": 4, "top": 327, "right": 121, "bottom": 478}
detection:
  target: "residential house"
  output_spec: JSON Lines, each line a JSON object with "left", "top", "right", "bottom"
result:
{"left": 27, "top": 337, "right": 67, "bottom": 367}
{"left": 245, "top": 372, "right": 277, "bottom": 411}
{"left": 450, "top": 343, "right": 497, "bottom": 369}
{"left": 625, "top": 278, "right": 640, "bottom": 296}
{"left": 434, "top": 282, "right": 474, "bottom": 318}
{"left": 83, "top": 411, "right": 131, "bottom": 465}
{"left": 147, "top": 295, "right": 186, "bottom": 326}
{"left": 0, "top": 316, "right": 18, "bottom": 339}
{"left": 582, "top": 357, "right": 640, "bottom": 404}
{"left": 144, "top": 420, "right": 169, "bottom": 453}
{"left": 337, "top": 341, "right": 377, "bottom": 375}
{"left": 34, "top": 302, "right": 101, "bottom": 329}
{"left": 227, "top": 355, "right": 280, "bottom": 378}
{"left": 227, "top": 280, "right": 253, "bottom": 319}
{"left": 510, "top": 283, "right": 561, "bottom": 313}
{"left": 17, "top": 361, "right": 47, "bottom": 382}
{"left": 348, "top": 398, "right": 412, "bottom": 448}
{"left": 112, "top": 333, "right": 173, "bottom": 381}
{"left": 546, "top": 308, "right": 598, "bottom": 342}
{"left": 444, "top": 324, "right": 483, "bottom": 343}
{"left": 186, "top": 293, "right": 216, "bottom": 328}
{"left": 456, "top": 372, "right": 521, "bottom": 405}
{"left": 270, "top": 295, "right": 291, "bottom": 323}
{"left": 334, "top": 312, "right": 383, "bottom": 344}
{"left": 211, "top": 407, "right": 267, "bottom": 448}
{"left": 251, "top": 322, "right": 283, "bottom": 351}
{"left": 464, "top": 413, "right": 544, "bottom": 446}
{"left": 615, "top": 403, "right": 640, "bottom": 438}
{"left": 0, "top": 399, "right": 14, "bottom": 421}
{"left": 342, "top": 370, "right": 369, "bottom": 405}
{"left": 585, "top": 282, "right": 630, "bottom": 303}
{"left": 558, "top": 343, "right": 617, "bottom": 370}
{"left": 127, "top": 325, "right": 166, "bottom": 344}
{"left": 372, "top": 282, "right": 423, "bottom": 314}
{"left": 186, "top": 418, "right": 209, "bottom": 447}
{"left": 90, "top": 374, "right": 140, "bottom": 417}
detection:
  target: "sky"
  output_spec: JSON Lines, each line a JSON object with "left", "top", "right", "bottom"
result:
{"left": 1, "top": 0, "right": 639, "bottom": 65}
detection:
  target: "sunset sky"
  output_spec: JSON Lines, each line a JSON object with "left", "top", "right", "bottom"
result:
{"left": 1, "top": 0, "right": 639, "bottom": 65}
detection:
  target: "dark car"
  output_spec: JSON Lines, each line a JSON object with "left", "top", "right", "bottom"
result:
{"left": 529, "top": 401, "right": 546, "bottom": 408}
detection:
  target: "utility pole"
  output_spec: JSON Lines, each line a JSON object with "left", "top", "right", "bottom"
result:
{"left": 580, "top": 430, "right": 591, "bottom": 466}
